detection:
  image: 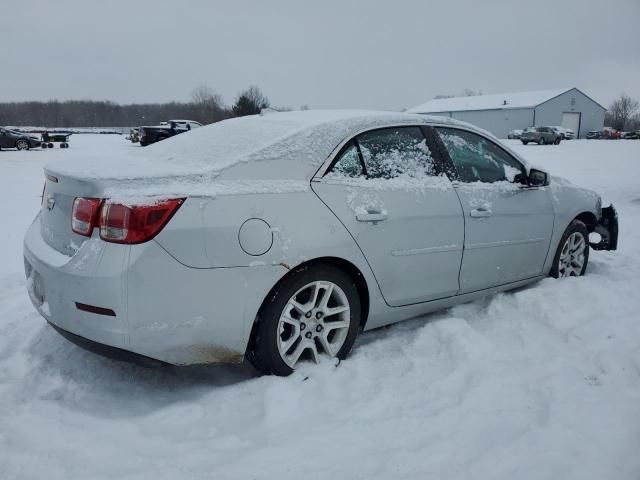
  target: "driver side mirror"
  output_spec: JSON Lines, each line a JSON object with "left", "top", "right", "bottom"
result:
{"left": 528, "top": 168, "right": 549, "bottom": 187}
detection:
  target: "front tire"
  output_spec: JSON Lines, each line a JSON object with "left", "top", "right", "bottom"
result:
{"left": 16, "top": 139, "right": 29, "bottom": 150}
{"left": 247, "top": 264, "right": 361, "bottom": 376}
{"left": 550, "top": 220, "right": 590, "bottom": 278}
{"left": 538, "top": 137, "right": 545, "bottom": 145}
{"left": 521, "top": 140, "right": 528, "bottom": 145}
{"left": 554, "top": 137, "right": 561, "bottom": 145}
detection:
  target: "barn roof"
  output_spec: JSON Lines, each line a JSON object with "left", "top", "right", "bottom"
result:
{"left": 408, "top": 88, "right": 604, "bottom": 113}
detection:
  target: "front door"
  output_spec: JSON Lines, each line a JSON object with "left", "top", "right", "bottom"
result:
{"left": 435, "top": 127, "right": 555, "bottom": 292}
{"left": 312, "top": 126, "right": 465, "bottom": 307}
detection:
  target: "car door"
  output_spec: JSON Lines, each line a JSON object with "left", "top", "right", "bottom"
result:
{"left": 312, "top": 125, "right": 465, "bottom": 307}
{"left": 434, "top": 127, "right": 555, "bottom": 293}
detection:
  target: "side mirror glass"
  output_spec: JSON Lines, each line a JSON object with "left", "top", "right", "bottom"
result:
{"left": 528, "top": 168, "right": 549, "bottom": 187}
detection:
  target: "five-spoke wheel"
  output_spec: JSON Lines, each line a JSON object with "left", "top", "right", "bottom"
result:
{"left": 277, "top": 280, "right": 351, "bottom": 369}
{"left": 248, "top": 264, "right": 360, "bottom": 376}
{"left": 551, "top": 220, "right": 590, "bottom": 278}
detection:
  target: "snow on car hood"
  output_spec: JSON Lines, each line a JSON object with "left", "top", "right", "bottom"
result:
{"left": 45, "top": 110, "right": 473, "bottom": 198}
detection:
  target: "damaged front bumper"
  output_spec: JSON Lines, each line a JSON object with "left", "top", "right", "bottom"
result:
{"left": 591, "top": 205, "right": 618, "bottom": 251}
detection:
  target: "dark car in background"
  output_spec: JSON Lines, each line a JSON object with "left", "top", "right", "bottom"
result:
{"left": 623, "top": 130, "right": 640, "bottom": 139}
{"left": 0, "top": 127, "right": 42, "bottom": 151}
{"left": 521, "top": 126, "right": 562, "bottom": 145}
{"left": 586, "top": 131, "right": 602, "bottom": 139}
{"left": 139, "top": 119, "right": 202, "bottom": 146}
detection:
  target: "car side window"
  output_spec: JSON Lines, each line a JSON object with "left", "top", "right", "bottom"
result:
{"left": 357, "top": 127, "right": 435, "bottom": 179}
{"left": 328, "top": 140, "right": 364, "bottom": 178}
{"left": 436, "top": 127, "right": 525, "bottom": 183}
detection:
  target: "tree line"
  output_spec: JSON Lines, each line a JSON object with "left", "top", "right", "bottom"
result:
{"left": 0, "top": 85, "right": 272, "bottom": 128}
{"left": 605, "top": 93, "right": 640, "bottom": 131}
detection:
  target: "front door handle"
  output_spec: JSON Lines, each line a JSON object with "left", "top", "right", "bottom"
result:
{"left": 470, "top": 208, "right": 492, "bottom": 218}
{"left": 356, "top": 211, "right": 388, "bottom": 224}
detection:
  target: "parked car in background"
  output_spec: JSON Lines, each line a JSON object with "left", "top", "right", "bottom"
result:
{"left": 128, "top": 128, "right": 140, "bottom": 143}
{"left": 586, "top": 131, "right": 602, "bottom": 139}
{"left": 602, "top": 127, "right": 622, "bottom": 140}
{"left": 139, "top": 119, "right": 202, "bottom": 146}
{"left": 507, "top": 129, "right": 523, "bottom": 139}
{"left": 521, "top": 126, "right": 562, "bottom": 145}
{"left": 24, "top": 111, "right": 618, "bottom": 376}
{"left": 623, "top": 130, "right": 640, "bottom": 139}
{"left": 550, "top": 126, "right": 575, "bottom": 140}
{"left": 0, "top": 127, "right": 42, "bottom": 151}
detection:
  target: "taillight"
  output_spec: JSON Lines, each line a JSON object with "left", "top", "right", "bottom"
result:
{"left": 71, "top": 198, "right": 101, "bottom": 236}
{"left": 98, "top": 198, "right": 184, "bottom": 244}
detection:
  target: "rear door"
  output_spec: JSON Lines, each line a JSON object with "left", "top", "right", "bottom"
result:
{"left": 434, "top": 127, "right": 555, "bottom": 292}
{"left": 312, "top": 126, "right": 464, "bottom": 307}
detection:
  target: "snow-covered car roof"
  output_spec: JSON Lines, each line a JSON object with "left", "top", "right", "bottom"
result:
{"left": 46, "top": 110, "right": 502, "bottom": 197}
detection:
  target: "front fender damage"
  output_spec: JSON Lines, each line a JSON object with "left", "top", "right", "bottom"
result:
{"left": 591, "top": 205, "right": 619, "bottom": 251}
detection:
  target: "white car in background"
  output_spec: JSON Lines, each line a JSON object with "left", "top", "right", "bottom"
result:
{"left": 24, "top": 111, "right": 618, "bottom": 376}
{"left": 551, "top": 126, "right": 575, "bottom": 140}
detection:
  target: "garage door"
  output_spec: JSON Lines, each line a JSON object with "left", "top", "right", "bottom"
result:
{"left": 562, "top": 112, "right": 581, "bottom": 137}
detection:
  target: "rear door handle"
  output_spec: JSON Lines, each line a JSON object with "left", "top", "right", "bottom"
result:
{"left": 356, "top": 211, "right": 388, "bottom": 224}
{"left": 470, "top": 208, "right": 492, "bottom": 218}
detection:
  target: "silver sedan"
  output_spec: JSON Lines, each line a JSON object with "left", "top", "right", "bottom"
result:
{"left": 23, "top": 111, "right": 618, "bottom": 376}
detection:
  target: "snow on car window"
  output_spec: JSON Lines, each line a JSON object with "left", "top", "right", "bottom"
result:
{"left": 329, "top": 140, "right": 363, "bottom": 178}
{"left": 357, "top": 127, "right": 435, "bottom": 179}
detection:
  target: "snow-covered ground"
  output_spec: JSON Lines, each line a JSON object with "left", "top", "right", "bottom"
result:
{"left": 1, "top": 135, "right": 639, "bottom": 479}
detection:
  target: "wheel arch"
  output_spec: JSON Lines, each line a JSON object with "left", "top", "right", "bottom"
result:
{"left": 250, "top": 256, "right": 371, "bottom": 338}
{"left": 574, "top": 211, "right": 597, "bottom": 232}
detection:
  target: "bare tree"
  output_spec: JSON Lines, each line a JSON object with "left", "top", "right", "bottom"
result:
{"left": 232, "top": 86, "right": 270, "bottom": 117}
{"left": 190, "top": 84, "right": 227, "bottom": 124}
{"left": 608, "top": 93, "right": 639, "bottom": 130}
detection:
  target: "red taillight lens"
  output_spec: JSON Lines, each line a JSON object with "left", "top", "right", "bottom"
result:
{"left": 98, "top": 198, "right": 184, "bottom": 244}
{"left": 71, "top": 197, "right": 101, "bottom": 236}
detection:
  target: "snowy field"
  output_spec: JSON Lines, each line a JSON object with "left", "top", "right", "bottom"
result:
{"left": 1, "top": 134, "right": 639, "bottom": 479}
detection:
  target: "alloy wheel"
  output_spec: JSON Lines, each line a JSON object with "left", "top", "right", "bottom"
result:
{"left": 558, "top": 232, "right": 586, "bottom": 277}
{"left": 16, "top": 140, "right": 29, "bottom": 151}
{"left": 276, "top": 280, "right": 351, "bottom": 368}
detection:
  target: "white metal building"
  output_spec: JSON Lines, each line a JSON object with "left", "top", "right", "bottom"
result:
{"left": 408, "top": 88, "right": 605, "bottom": 139}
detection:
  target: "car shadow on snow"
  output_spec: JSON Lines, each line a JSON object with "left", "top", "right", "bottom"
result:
{"left": 23, "top": 323, "right": 260, "bottom": 417}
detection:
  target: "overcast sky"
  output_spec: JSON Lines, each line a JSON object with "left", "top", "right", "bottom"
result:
{"left": 3, "top": 0, "right": 639, "bottom": 110}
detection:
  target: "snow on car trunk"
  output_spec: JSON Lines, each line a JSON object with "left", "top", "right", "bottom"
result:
{"left": 1, "top": 135, "right": 640, "bottom": 479}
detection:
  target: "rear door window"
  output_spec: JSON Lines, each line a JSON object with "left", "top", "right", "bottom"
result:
{"left": 328, "top": 140, "right": 364, "bottom": 178}
{"left": 326, "top": 126, "right": 437, "bottom": 180}
{"left": 357, "top": 127, "right": 435, "bottom": 179}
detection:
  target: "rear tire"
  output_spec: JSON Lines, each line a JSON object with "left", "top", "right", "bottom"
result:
{"left": 521, "top": 140, "right": 528, "bottom": 145}
{"left": 247, "top": 264, "right": 361, "bottom": 376}
{"left": 554, "top": 137, "right": 561, "bottom": 145}
{"left": 538, "top": 137, "right": 545, "bottom": 145}
{"left": 550, "top": 220, "right": 590, "bottom": 278}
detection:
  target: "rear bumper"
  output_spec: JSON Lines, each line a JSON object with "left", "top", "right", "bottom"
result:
{"left": 47, "top": 321, "right": 166, "bottom": 366}
{"left": 23, "top": 213, "right": 285, "bottom": 365}
{"left": 591, "top": 205, "right": 619, "bottom": 251}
